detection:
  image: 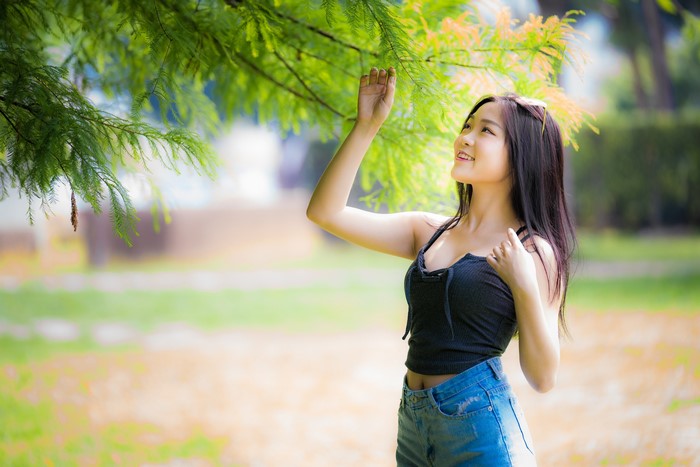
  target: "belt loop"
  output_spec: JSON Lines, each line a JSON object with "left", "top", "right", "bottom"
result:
{"left": 486, "top": 358, "right": 502, "bottom": 380}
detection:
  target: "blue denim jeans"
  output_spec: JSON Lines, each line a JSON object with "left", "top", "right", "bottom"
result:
{"left": 396, "top": 357, "right": 536, "bottom": 466}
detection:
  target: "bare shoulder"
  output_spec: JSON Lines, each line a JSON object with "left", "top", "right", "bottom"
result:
{"left": 525, "top": 234, "right": 562, "bottom": 301}
{"left": 525, "top": 235, "right": 556, "bottom": 268}
{"left": 410, "top": 212, "right": 451, "bottom": 253}
{"left": 413, "top": 212, "right": 450, "bottom": 233}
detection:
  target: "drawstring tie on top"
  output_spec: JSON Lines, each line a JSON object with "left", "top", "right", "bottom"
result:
{"left": 402, "top": 265, "right": 455, "bottom": 341}
{"left": 443, "top": 268, "right": 455, "bottom": 340}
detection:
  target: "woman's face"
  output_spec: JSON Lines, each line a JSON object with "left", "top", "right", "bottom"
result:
{"left": 451, "top": 101, "right": 510, "bottom": 187}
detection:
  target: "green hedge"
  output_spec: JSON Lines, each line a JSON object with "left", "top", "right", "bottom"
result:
{"left": 571, "top": 112, "right": 700, "bottom": 229}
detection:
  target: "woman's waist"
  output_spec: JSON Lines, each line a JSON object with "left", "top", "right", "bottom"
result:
{"left": 403, "top": 357, "right": 507, "bottom": 401}
{"left": 406, "top": 370, "right": 457, "bottom": 391}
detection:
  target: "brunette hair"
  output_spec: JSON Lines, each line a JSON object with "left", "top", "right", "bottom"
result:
{"left": 448, "top": 93, "right": 576, "bottom": 336}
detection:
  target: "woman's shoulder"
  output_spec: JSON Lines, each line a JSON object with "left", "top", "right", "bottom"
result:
{"left": 524, "top": 233, "right": 557, "bottom": 271}
{"left": 408, "top": 212, "right": 451, "bottom": 251}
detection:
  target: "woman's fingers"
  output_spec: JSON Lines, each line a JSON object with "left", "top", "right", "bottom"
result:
{"left": 507, "top": 228, "right": 523, "bottom": 248}
{"left": 384, "top": 67, "right": 396, "bottom": 103}
{"left": 369, "top": 67, "right": 379, "bottom": 85}
{"left": 359, "top": 74, "right": 369, "bottom": 87}
{"left": 491, "top": 245, "right": 502, "bottom": 260}
{"left": 360, "top": 67, "right": 396, "bottom": 88}
{"left": 378, "top": 68, "right": 387, "bottom": 85}
{"left": 490, "top": 236, "right": 516, "bottom": 262}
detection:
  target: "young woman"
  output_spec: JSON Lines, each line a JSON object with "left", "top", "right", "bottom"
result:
{"left": 306, "top": 66, "right": 575, "bottom": 466}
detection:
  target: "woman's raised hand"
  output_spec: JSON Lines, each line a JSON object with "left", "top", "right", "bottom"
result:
{"left": 357, "top": 67, "right": 396, "bottom": 130}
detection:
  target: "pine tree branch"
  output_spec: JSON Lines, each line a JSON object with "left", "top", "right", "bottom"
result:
{"left": 50, "top": 148, "right": 75, "bottom": 194}
{"left": 0, "top": 96, "right": 49, "bottom": 127}
{"left": 144, "top": 1, "right": 355, "bottom": 124}
{"left": 228, "top": 50, "right": 307, "bottom": 101}
{"left": 0, "top": 93, "right": 207, "bottom": 188}
{"left": 267, "top": 8, "right": 378, "bottom": 57}
{"left": 472, "top": 47, "right": 532, "bottom": 52}
{"left": 149, "top": 1, "right": 175, "bottom": 103}
{"left": 138, "top": 39, "right": 173, "bottom": 116}
{"left": 273, "top": 50, "right": 345, "bottom": 118}
{"left": 1, "top": 95, "right": 108, "bottom": 199}
{"left": 0, "top": 107, "right": 36, "bottom": 145}
{"left": 146, "top": 0, "right": 345, "bottom": 120}
{"left": 0, "top": 95, "right": 142, "bottom": 142}
{"left": 362, "top": 2, "right": 418, "bottom": 86}
{"left": 65, "top": 140, "right": 111, "bottom": 191}
{"left": 423, "top": 46, "right": 552, "bottom": 61}
{"left": 283, "top": 42, "right": 356, "bottom": 78}
{"left": 422, "top": 58, "right": 489, "bottom": 69}
{"left": 230, "top": 49, "right": 350, "bottom": 120}
{"left": 154, "top": 1, "right": 174, "bottom": 42}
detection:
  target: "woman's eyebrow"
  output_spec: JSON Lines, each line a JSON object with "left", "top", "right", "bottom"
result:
{"left": 465, "top": 115, "right": 503, "bottom": 130}
{"left": 479, "top": 118, "right": 503, "bottom": 130}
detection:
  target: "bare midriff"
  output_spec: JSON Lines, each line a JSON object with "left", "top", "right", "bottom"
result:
{"left": 406, "top": 369, "right": 458, "bottom": 391}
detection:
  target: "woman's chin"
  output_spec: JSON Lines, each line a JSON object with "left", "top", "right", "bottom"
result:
{"left": 450, "top": 167, "right": 469, "bottom": 184}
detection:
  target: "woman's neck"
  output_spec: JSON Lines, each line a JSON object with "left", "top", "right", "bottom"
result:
{"left": 460, "top": 186, "right": 519, "bottom": 233}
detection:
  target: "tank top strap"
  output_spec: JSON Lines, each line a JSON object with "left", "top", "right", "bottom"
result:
{"left": 515, "top": 225, "right": 532, "bottom": 243}
{"left": 422, "top": 224, "right": 449, "bottom": 252}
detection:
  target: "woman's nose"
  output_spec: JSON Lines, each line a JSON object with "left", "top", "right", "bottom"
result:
{"left": 461, "top": 131, "right": 474, "bottom": 146}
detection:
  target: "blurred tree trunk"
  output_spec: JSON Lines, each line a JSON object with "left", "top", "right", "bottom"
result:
{"left": 641, "top": 0, "right": 673, "bottom": 227}
{"left": 627, "top": 46, "right": 650, "bottom": 110}
{"left": 642, "top": 0, "right": 676, "bottom": 111}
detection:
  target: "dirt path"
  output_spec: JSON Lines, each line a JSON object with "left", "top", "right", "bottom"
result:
{"left": 18, "top": 310, "right": 700, "bottom": 466}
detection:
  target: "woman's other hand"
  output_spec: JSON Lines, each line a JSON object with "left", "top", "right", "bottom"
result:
{"left": 487, "top": 228, "right": 538, "bottom": 295}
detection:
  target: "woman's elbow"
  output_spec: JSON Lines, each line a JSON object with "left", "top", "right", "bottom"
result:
{"left": 306, "top": 202, "right": 326, "bottom": 226}
{"left": 306, "top": 204, "right": 319, "bottom": 224}
{"left": 529, "top": 373, "right": 557, "bottom": 393}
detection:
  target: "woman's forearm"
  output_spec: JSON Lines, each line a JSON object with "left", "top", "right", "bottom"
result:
{"left": 306, "top": 121, "right": 380, "bottom": 226}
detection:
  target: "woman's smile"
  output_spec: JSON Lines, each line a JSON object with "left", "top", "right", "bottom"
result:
{"left": 455, "top": 150, "right": 474, "bottom": 162}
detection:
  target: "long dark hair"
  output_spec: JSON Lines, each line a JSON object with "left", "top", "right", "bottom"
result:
{"left": 448, "top": 93, "right": 576, "bottom": 336}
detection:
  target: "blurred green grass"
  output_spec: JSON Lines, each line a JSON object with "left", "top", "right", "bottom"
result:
{"left": 567, "top": 274, "right": 700, "bottom": 313}
{"left": 576, "top": 230, "right": 700, "bottom": 261}
{"left": 0, "top": 274, "right": 699, "bottom": 340}
{"left": 0, "top": 391, "right": 227, "bottom": 466}
{"left": 0, "top": 284, "right": 406, "bottom": 333}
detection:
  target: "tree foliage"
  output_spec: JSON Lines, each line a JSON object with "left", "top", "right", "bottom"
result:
{"left": 0, "top": 0, "right": 590, "bottom": 242}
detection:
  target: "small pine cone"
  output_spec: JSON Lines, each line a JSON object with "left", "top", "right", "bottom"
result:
{"left": 70, "top": 191, "right": 78, "bottom": 232}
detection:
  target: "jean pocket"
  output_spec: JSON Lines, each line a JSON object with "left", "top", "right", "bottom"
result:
{"left": 509, "top": 397, "right": 535, "bottom": 455}
{"left": 432, "top": 388, "right": 492, "bottom": 419}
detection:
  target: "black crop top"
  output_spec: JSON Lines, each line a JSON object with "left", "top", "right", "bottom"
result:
{"left": 402, "top": 226, "right": 529, "bottom": 375}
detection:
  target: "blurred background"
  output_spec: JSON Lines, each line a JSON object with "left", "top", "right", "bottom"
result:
{"left": 1, "top": 0, "right": 699, "bottom": 466}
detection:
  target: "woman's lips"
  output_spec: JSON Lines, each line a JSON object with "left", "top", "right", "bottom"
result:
{"left": 456, "top": 151, "right": 474, "bottom": 161}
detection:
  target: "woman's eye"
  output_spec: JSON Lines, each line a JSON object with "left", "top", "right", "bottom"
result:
{"left": 482, "top": 127, "right": 493, "bottom": 134}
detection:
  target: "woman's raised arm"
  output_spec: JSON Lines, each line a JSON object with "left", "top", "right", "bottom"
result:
{"left": 306, "top": 67, "right": 443, "bottom": 259}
